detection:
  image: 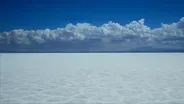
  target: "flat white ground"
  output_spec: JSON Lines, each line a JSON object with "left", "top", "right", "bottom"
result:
{"left": 1, "top": 53, "right": 184, "bottom": 104}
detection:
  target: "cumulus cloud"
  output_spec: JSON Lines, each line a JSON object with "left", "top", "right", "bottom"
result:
{"left": 0, "top": 17, "right": 184, "bottom": 52}
{"left": 177, "top": 17, "right": 184, "bottom": 29}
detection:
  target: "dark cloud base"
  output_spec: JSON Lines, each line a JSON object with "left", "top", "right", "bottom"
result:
{"left": 2, "top": 50, "right": 184, "bottom": 53}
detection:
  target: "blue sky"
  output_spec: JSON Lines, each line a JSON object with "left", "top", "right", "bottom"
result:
{"left": 0, "top": 0, "right": 184, "bottom": 52}
{"left": 1, "top": 0, "right": 184, "bottom": 31}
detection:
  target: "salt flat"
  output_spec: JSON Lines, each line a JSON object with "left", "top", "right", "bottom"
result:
{"left": 0, "top": 53, "right": 184, "bottom": 104}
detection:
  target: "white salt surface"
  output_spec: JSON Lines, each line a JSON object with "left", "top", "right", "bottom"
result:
{"left": 0, "top": 53, "right": 184, "bottom": 104}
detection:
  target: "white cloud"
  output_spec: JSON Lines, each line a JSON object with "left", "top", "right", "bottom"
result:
{"left": 177, "top": 17, "right": 184, "bottom": 30}
{"left": 0, "top": 17, "right": 184, "bottom": 51}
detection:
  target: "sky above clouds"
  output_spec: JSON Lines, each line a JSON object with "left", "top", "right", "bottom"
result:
{"left": 0, "top": 0, "right": 184, "bottom": 52}
{"left": 1, "top": 0, "right": 184, "bottom": 31}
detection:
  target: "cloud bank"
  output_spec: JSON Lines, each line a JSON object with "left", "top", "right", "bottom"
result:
{"left": 1, "top": 17, "right": 184, "bottom": 52}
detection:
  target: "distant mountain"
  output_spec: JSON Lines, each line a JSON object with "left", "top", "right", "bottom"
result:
{"left": 129, "top": 46, "right": 184, "bottom": 52}
{"left": 1, "top": 43, "right": 184, "bottom": 53}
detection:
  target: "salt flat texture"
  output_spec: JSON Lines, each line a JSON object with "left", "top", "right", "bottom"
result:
{"left": 1, "top": 53, "right": 184, "bottom": 104}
